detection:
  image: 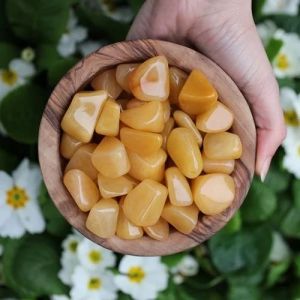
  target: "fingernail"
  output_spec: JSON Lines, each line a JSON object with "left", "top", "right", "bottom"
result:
{"left": 260, "top": 157, "right": 271, "bottom": 182}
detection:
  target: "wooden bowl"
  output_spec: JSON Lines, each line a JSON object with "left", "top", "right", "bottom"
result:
{"left": 38, "top": 40, "right": 256, "bottom": 256}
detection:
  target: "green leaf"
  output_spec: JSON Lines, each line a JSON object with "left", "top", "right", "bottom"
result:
{"left": 266, "top": 38, "right": 283, "bottom": 63}
{"left": 0, "top": 42, "right": 19, "bottom": 68}
{"left": 0, "top": 147, "right": 19, "bottom": 172}
{"left": 118, "top": 292, "right": 133, "bottom": 300}
{"left": 228, "top": 284, "right": 262, "bottom": 300}
{"left": 6, "top": 0, "right": 70, "bottom": 44}
{"left": 36, "top": 44, "right": 61, "bottom": 71}
{"left": 3, "top": 234, "right": 67, "bottom": 297}
{"left": 266, "top": 259, "right": 290, "bottom": 287}
{"left": 128, "top": 0, "right": 144, "bottom": 14}
{"left": 271, "top": 15, "right": 300, "bottom": 35}
{"left": 223, "top": 211, "right": 242, "bottom": 233}
{"left": 48, "top": 58, "right": 78, "bottom": 87}
{"left": 39, "top": 182, "right": 70, "bottom": 237}
{"left": 268, "top": 192, "right": 291, "bottom": 228}
{"left": 277, "top": 78, "right": 296, "bottom": 90}
{"left": 241, "top": 178, "right": 277, "bottom": 223}
{"left": 280, "top": 206, "right": 300, "bottom": 239}
{"left": 209, "top": 225, "right": 273, "bottom": 274}
{"left": 0, "top": 84, "right": 47, "bottom": 144}
{"left": 294, "top": 254, "right": 300, "bottom": 278}
{"left": 161, "top": 252, "right": 185, "bottom": 268}
{"left": 293, "top": 180, "right": 300, "bottom": 209}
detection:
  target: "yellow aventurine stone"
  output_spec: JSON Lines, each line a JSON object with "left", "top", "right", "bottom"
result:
{"left": 120, "top": 127, "right": 163, "bottom": 156}
{"left": 127, "top": 149, "right": 167, "bottom": 182}
{"left": 60, "top": 133, "right": 84, "bottom": 159}
{"left": 63, "top": 169, "right": 99, "bottom": 212}
{"left": 126, "top": 98, "right": 144, "bottom": 109}
{"left": 203, "top": 132, "right": 242, "bottom": 160}
{"left": 162, "top": 100, "right": 171, "bottom": 122}
{"left": 173, "top": 110, "right": 202, "bottom": 145}
{"left": 192, "top": 174, "right": 235, "bottom": 215}
{"left": 116, "top": 63, "right": 139, "bottom": 93}
{"left": 165, "top": 167, "right": 193, "bottom": 206}
{"left": 123, "top": 179, "right": 168, "bottom": 226}
{"left": 117, "top": 208, "right": 143, "bottom": 240}
{"left": 120, "top": 101, "right": 164, "bottom": 133}
{"left": 162, "top": 117, "right": 175, "bottom": 150}
{"left": 167, "top": 127, "right": 203, "bottom": 179}
{"left": 117, "top": 98, "right": 129, "bottom": 111}
{"left": 65, "top": 144, "right": 98, "bottom": 180}
{"left": 196, "top": 101, "right": 234, "bottom": 133}
{"left": 161, "top": 203, "right": 199, "bottom": 234}
{"left": 91, "top": 137, "right": 130, "bottom": 178}
{"left": 91, "top": 69, "right": 122, "bottom": 99}
{"left": 97, "top": 174, "right": 137, "bottom": 198}
{"left": 143, "top": 218, "right": 169, "bottom": 241}
{"left": 179, "top": 70, "right": 217, "bottom": 115}
{"left": 129, "top": 56, "right": 170, "bottom": 102}
{"left": 95, "top": 99, "right": 120, "bottom": 136}
{"left": 202, "top": 153, "right": 235, "bottom": 174}
{"left": 86, "top": 198, "right": 119, "bottom": 238}
{"left": 169, "top": 67, "right": 188, "bottom": 104}
{"left": 61, "top": 90, "right": 108, "bottom": 142}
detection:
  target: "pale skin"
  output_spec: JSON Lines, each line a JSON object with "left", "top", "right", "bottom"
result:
{"left": 127, "top": 0, "right": 286, "bottom": 180}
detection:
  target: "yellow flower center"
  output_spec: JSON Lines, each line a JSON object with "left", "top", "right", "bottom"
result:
{"left": 6, "top": 186, "right": 29, "bottom": 209}
{"left": 88, "top": 277, "right": 102, "bottom": 290}
{"left": 128, "top": 266, "right": 145, "bottom": 283}
{"left": 276, "top": 53, "right": 289, "bottom": 70}
{"left": 1, "top": 70, "right": 18, "bottom": 86}
{"left": 284, "top": 110, "right": 300, "bottom": 126}
{"left": 68, "top": 241, "right": 78, "bottom": 253}
{"left": 89, "top": 250, "right": 102, "bottom": 264}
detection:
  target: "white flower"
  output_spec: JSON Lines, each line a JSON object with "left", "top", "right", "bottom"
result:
{"left": 57, "top": 10, "right": 88, "bottom": 57}
{"left": 77, "top": 238, "right": 116, "bottom": 271}
{"left": 272, "top": 30, "right": 300, "bottom": 78}
{"left": 173, "top": 274, "right": 184, "bottom": 285}
{"left": 280, "top": 87, "right": 300, "bottom": 128}
{"left": 71, "top": 265, "right": 117, "bottom": 300}
{"left": 262, "top": 0, "right": 300, "bottom": 15}
{"left": 114, "top": 256, "right": 168, "bottom": 300}
{"left": 78, "top": 40, "right": 106, "bottom": 57}
{"left": 174, "top": 255, "right": 199, "bottom": 277}
{"left": 21, "top": 47, "right": 35, "bottom": 62}
{"left": 256, "top": 20, "right": 277, "bottom": 46}
{"left": 270, "top": 232, "right": 291, "bottom": 262}
{"left": 0, "top": 158, "right": 45, "bottom": 238}
{"left": 282, "top": 128, "right": 300, "bottom": 178}
{"left": 0, "top": 58, "right": 36, "bottom": 100}
{"left": 99, "top": 1, "right": 133, "bottom": 22}
{"left": 59, "top": 233, "right": 82, "bottom": 285}
{"left": 51, "top": 295, "right": 70, "bottom": 300}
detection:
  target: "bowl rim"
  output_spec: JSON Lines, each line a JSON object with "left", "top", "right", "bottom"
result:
{"left": 38, "top": 39, "right": 256, "bottom": 256}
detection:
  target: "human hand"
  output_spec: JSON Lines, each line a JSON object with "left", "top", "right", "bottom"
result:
{"left": 127, "top": 0, "right": 286, "bottom": 180}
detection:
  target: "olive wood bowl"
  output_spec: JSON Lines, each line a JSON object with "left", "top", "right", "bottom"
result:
{"left": 38, "top": 39, "right": 256, "bottom": 256}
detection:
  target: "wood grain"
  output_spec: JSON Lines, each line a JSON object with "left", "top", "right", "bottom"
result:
{"left": 38, "top": 40, "right": 256, "bottom": 256}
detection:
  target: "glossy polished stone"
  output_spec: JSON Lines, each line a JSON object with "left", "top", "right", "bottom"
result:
{"left": 179, "top": 70, "right": 217, "bottom": 115}
{"left": 116, "top": 63, "right": 139, "bottom": 93}
{"left": 95, "top": 99, "right": 120, "bottom": 136}
{"left": 161, "top": 117, "right": 175, "bottom": 150}
{"left": 196, "top": 101, "right": 234, "bottom": 133}
{"left": 120, "top": 101, "right": 164, "bottom": 133}
{"left": 127, "top": 148, "right": 167, "bottom": 182}
{"left": 165, "top": 167, "right": 193, "bottom": 206}
{"left": 192, "top": 174, "right": 235, "bottom": 215}
{"left": 169, "top": 67, "right": 187, "bottom": 104}
{"left": 126, "top": 98, "right": 144, "bottom": 109}
{"left": 63, "top": 169, "right": 99, "bottom": 212}
{"left": 123, "top": 179, "right": 168, "bottom": 226}
{"left": 91, "top": 69, "right": 122, "bottom": 99}
{"left": 202, "top": 153, "right": 235, "bottom": 174}
{"left": 61, "top": 91, "right": 108, "bottom": 142}
{"left": 65, "top": 144, "right": 98, "bottom": 180}
{"left": 173, "top": 110, "right": 202, "bottom": 145}
{"left": 161, "top": 203, "right": 199, "bottom": 234}
{"left": 60, "top": 133, "right": 84, "bottom": 159}
{"left": 167, "top": 127, "right": 203, "bottom": 179}
{"left": 120, "top": 127, "right": 163, "bottom": 156}
{"left": 129, "top": 56, "right": 170, "bottom": 102}
{"left": 203, "top": 132, "right": 242, "bottom": 160}
{"left": 143, "top": 218, "right": 169, "bottom": 241}
{"left": 97, "top": 174, "right": 137, "bottom": 198}
{"left": 86, "top": 198, "right": 119, "bottom": 238}
{"left": 91, "top": 137, "right": 130, "bottom": 178}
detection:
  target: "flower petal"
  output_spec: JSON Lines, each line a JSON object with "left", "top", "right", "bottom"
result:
{"left": 69, "top": 26, "right": 88, "bottom": 43}
{"left": 0, "top": 203, "right": 13, "bottom": 227}
{"left": 9, "top": 58, "right": 36, "bottom": 78}
{"left": 17, "top": 199, "right": 45, "bottom": 233}
{"left": 57, "top": 35, "right": 76, "bottom": 57}
{"left": 0, "top": 213, "right": 25, "bottom": 238}
{"left": 0, "top": 171, "right": 13, "bottom": 201}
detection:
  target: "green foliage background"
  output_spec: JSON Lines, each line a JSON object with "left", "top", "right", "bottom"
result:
{"left": 0, "top": 0, "right": 300, "bottom": 299}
